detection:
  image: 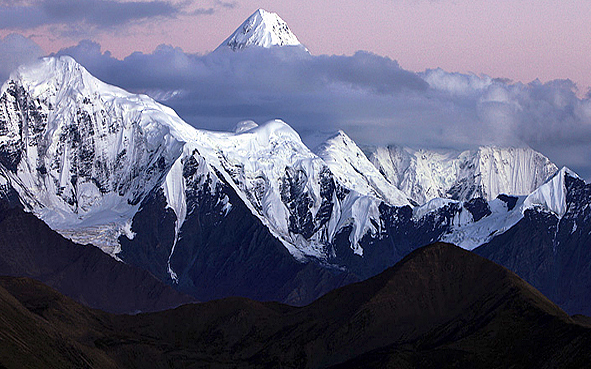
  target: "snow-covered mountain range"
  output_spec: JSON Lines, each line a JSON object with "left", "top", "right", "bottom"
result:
{"left": 0, "top": 56, "right": 402, "bottom": 268}
{"left": 0, "top": 55, "right": 570, "bottom": 275}
{"left": 1, "top": 10, "right": 590, "bottom": 312}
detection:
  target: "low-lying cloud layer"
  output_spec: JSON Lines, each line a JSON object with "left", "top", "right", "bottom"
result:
{"left": 3, "top": 36, "right": 590, "bottom": 180}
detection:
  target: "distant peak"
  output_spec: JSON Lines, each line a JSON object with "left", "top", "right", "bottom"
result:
{"left": 217, "top": 9, "right": 306, "bottom": 52}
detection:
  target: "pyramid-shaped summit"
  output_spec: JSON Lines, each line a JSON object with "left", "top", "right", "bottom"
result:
{"left": 217, "top": 9, "right": 305, "bottom": 51}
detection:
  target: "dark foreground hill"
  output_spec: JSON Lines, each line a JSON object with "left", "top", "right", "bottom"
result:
{"left": 0, "top": 192, "right": 194, "bottom": 314}
{"left": 1, "top": 242, "right": 591, "bottom": 368}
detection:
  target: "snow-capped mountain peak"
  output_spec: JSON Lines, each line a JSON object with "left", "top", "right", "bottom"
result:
{"left": 315, "top": 130, "right": 410, "bottom": 207}
{"left": 0, "top": 56, "right": 195, "bottom": 254}
{"left": 217, "top": 9, "right": 306, "bottom": 51}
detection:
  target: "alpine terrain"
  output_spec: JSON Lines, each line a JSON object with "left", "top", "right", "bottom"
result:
{"left": 366, "top": 145, "right": 558, "bottom": 205}
{"left": 0, "top": 9, "right": 590, "bottom": 318}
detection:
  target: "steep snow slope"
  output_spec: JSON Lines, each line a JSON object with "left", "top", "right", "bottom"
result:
{"left": 216, "top": 9, "right": 306, "bottom": 51}
{"left": 367, "top": 145, "right": 558, "bottom": 205}
{"left": 0, "top": 56, "right": 196, "bottom": 254}
{"left": 0, "top": 56, "right": 389, "bottom": 263}
{"left": 315, "top": 130, "right": 409, "bottom": 206}
{"left": 162, "top": 121, "right": 386, "bottom": 261}
{"left": 522, "top": 167, "right": 575, "bottom": 218}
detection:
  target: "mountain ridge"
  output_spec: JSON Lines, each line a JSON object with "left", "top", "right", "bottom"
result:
{"left": 2, "top": 54, "right": 588, "bottom": 310}
{"left": 366, "top": 144, "right": 558, "bottom": 205}
{"left": 2, "top": 243, "right": 591, "bottom": 368}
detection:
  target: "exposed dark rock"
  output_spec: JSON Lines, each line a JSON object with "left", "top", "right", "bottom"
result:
{"left": 119, "top": 153, "right": 355, "bottom": 306}
{"left": 328, "top": 202, "right": 464, "bottom": 280}
{"left": 118, "top": 188, "right": 177, "bottom": 283}
{"left": 497, "top": 193, "right": 519, "bottom": 211}
{"left": 463, "top": 197, "right": 492, "bottom": 222}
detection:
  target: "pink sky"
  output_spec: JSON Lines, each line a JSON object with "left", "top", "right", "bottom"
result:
{"left": 4, "top": 0, "right": 591, "bottom": 92}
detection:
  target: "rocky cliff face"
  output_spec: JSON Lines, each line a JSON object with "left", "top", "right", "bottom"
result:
{"left": 0, "top": 56, "right": 188, "bottom": 254}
